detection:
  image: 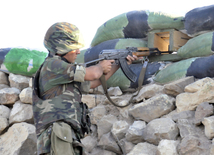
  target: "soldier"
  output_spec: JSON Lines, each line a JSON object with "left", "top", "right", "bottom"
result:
{"left": 32, "top": 22, "right": 136, "bottom": 155}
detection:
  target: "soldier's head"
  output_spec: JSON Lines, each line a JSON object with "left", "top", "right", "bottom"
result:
{"left": 44, "top": 22, "right": 84, "bottom": 61}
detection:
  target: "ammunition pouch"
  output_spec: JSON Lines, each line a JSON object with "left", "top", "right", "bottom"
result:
{"left": 80, "top": 102, "right": 91, "bottom": 136}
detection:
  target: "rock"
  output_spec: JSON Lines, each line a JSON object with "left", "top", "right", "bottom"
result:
{"left": 169, "top": 110, "right": 195, "bottom": 123}
{"left": 177, "top": 119, "right": 205, "bottom": 139}
{"left": 143, "top": 118, "right": 179, "bottom": 145}
{"left": 125, "top": 120, "right": 146, "bottom": 144}
{"left": 0, "top": 105, "right": 11, "bottom": 119}
{"left": 90, "top": 105, "right": 107, "bottom": 124}
{"left": 176, "top": 77, "right": 214, "bottom": 112}
{"left": 0, "top": 71, "right": 9, "bottom": 85}
{"left": 0, "top": 117, "right": 9, "bottom": 134}
{"left": 117, "top": 104, "right": 134, "bottom": 124}
{"left": 29, "top": 78, "right": 33, "bottom": 88}
{"left": 157, "top": 139, "right": 179, "bottom": 155}
{"left": 82, "top": 94, "right": 96, "bottom": 109}
{"left": 129, "top": 94, "right": 175, "bottom": 122}
{"left": 89, "top": 147, "right": 117, "bottom": 155}
{"left": 9, "top": 73, "right": 30, "bottom": 91}
{"left": 133, "top": 84, "right": 164, "bottom": 103}
{"left": 119, "top": 139, "right": 134, "bottom": 154}
{"left": 19, "top": 87, "right": 33, "bottom": 104}
{"left": 195, "top": 102, "right": 213, "bottom": 125}
{"left": 178, "top": 135, "right": 211, "bottom": 155}
{"left": 97, "top": 132, "right": 121, "bottom": 154}
{"left": 0, "top": 87, "right": 20, "bottom": 105}
{"left": 81, "top": 135, "right": 97, "bottom": 153}
{"left": 89, "top": 85, "right": 104, "bottom": 94}
{"left": 107, "top": 86, "right": 123, "bottom": 96}
{"left": 164, "top": 76, "right": 195, "bottom": 96}
{"left": 97, "top": 114, "right": 118, "bottom": 139}
{"left": 9, "top": 101, "right": 34, "bottom": 124}
{"left": 0, "top": 122, "right": 37, "bottom": 155}
{"left": 202, "top": 116, "right": 214, "bottom": 139}
{"left": 0, "top": 84, "right": 9, "bottom": 89}
{"left": 127, "top": 142, "right": 157, "bottom": 155}
{"left": 111, "top": 120, "right": 129, "bottom": 140}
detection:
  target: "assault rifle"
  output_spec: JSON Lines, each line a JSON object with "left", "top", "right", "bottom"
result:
{"left": 85, "top": 47, "right": 171, "bottom": 83}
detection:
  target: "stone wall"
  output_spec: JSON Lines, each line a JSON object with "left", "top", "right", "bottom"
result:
{"left": 0, "top": 72, "right": 214, "bottom": 155}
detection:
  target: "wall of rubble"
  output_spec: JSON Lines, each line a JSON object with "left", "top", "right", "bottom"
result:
{"left": 1, "top": 71, "right": 214, "bottom": 155}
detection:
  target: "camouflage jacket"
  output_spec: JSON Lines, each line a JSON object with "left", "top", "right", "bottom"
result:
{"left": 32, "top": 55, "right": 90, "bottom": 154}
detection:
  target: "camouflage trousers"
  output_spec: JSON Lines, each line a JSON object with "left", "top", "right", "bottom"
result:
{"left": 39, "top": 121, "right": 83, "bottom": 155}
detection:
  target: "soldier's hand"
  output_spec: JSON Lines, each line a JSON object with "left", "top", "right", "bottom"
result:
{"left": 99, "top": 60, "right": 115, "bottom": 74}
{"left": 126, "top": 55, "right": 138, "bottom": 65}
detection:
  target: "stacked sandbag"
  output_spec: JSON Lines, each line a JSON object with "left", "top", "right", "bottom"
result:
{"left": 154, "top": 54, "right": 214, "bottom": 84}
{"left": 177, "top": 31, "right": 214, "bottom": 59}
{"left": 184, "top": 5, "right": 214, "bottom": 37}
{"left": 0, "top": 48, "right": 47, "bottom": 76}
{"left": 90, "top": 10, "right": 184, "bottom": 47}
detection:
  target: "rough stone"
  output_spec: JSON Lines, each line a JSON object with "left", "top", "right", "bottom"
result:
{"left": 0, "top": 87, "right": 20, "bottom": 105}
{"left": 133, "top": 84, "right": 164, "bottom": 103}
{"left": 164, "top": 76, "right": 195, "bottom": 97}
{"left": 127, "top": 142, "right": 157, "bottom": 155}
{"left": 157, "top": 139, "right": 179, "bottom": 155}
{"left": 143, "top": 118, "right": 179, "bottom": 145}
{"left": 129, "top": 94, "right": 175, "bottom": 122}
{"left": 0, "top": 122, "right": 37, "bottom": 155}
{"left": 194, "top": 102, "right": 213, "bottom": 125}
{"left": 9, "top": 73, "right": 30, "bottom": 91}
{"left": 0, "top": 105, "right": 11, "bottom": 119}
{"left": 19, "top": 87, "right": 33, "bottom": 104}
{"left": 125, "top": 120, "right": 146, "bottom": 144}
{"left": 9, "top": 101, "right": 34, "bottom": 124}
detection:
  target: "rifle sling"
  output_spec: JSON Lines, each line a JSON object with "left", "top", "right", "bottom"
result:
{"left": 99, "top": 59, "right": 148, "bottom": 108}
{"left": 129, "top": 59, "right": 148, "bottom": 103}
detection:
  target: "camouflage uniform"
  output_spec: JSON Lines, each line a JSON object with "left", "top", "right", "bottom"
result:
{"left": 32, "top": 22, "right": 90, "bottom": 155}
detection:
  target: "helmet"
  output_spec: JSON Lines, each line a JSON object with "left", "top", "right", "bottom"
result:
{"left": 44, "top": 22, "right": 85, "bottom": 56}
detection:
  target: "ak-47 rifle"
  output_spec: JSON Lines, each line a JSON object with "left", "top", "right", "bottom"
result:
{"left": 85, "top": 47, "right": 171, "bottom": 83}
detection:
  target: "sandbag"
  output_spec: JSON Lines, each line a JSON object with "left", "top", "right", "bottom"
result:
{"left": 147, "top": 11, "right": 184, "bottom": 30}
{"left": 90, "top": 10, "right": 184, "bottom": 47}
{"left": 154, "top": 54, "right": 214, "bottom": 84}
{"left": 186, "top": 55, "right": 214, "bottom": 78}
{"left": 154, "top": 57, "right": 197, "bottom": 84}
{"left": 85, "top": 38, "right": 147, "bottom": 65}
{"left": 0, "top": 48, "right": 47, "bottom": 76}
{"left": 184, "top": 5, "right": 214, "bottom": 37}
{"left": 177, "top": 32, "right": 214, "bottom": 59}
{"left": 90, "top": 11, "right": 149, "bottom": 47}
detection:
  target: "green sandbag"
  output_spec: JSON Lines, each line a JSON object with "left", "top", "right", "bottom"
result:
{"left": 90, "top": 10, "right": 184, "bottom": 47}
{"left": 115, "top": 38, "right": 147, "bottom": 49}
{"left": 153, "top": 57, "right": 197, "bottom": 84}
{"left": 3, "top": 48, "right": 47, "bottom": 76}
{"left": 177, "top": 32, "right": 214, "bottom": 59}
{"left": 91, "top": 12, "right": 128, "bottom": 47}
{"left": 147, "top": 11, "right": 184, "bottom": 30}
{"left": 107, "top": 69, "right": 130, "bottom": 90}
